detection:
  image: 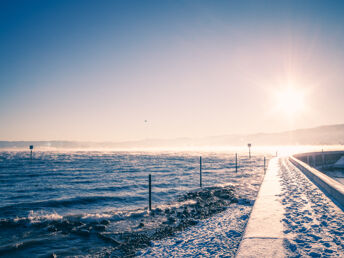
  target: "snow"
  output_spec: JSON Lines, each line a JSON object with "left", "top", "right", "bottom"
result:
{"left": 140, "top": 157, "right": 344, "bottom": 257}
{"left": 240, "top": 157, "right": 344, "bottom": 257}
{"left": 137, "top": 203, "right": 251, "bottom": 257}
{"left": 280, "top": 157, "right": 344, "bottom": 257}
{"left": 237, "top": 158, "right": 285, "bottom": 257}
{"left": 136, "top": 157, "right": 266, "bottom": 257}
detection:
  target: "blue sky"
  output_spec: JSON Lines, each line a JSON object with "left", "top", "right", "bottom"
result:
{"left": 1, "top": 1, "right": 344, "bottom": 141}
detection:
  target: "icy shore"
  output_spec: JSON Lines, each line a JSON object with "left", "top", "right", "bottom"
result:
{"left": 138, "top": 202, "right": 252, "bottom": 257}
{"left": 99, "top": 186, "right": 239, "bottom": 256}
{"left": 137, "top": 167, "right": 264, "bottom": 257}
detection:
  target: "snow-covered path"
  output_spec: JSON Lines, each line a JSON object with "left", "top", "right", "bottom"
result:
{"left": 138, "top": 157, "right": 344, "bottom": 257}
{"left": 236, "top": 158, "right": 285, "bottom": 257}
{"left": 280, "top": 157, "right": 344, "bottom": 257}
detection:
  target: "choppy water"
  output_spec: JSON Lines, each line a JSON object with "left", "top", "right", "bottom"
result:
{"left": 0, "top": 150, "right": 267, "bottom": 257}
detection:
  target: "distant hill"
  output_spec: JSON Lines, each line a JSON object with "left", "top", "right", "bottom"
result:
{"left": 1, "top": 124, "right": 343, "bottom": 149}
{"left": 245, "top": 124, "right": 344, "bottom": 145}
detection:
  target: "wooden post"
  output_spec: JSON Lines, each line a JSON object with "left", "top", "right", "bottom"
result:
{"left": 200, "top": 156, "right": 202, "bottom": 188}
{"left": 148, "top": 174, "right": 152, "bottom": 211}
{"left": 235, "top": 153, "right": 238, "bottom": 173}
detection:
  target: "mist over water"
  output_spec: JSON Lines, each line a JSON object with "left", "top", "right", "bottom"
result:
{"left": 0, "top": 147, "right": 337, "bottom": 256}
{"left": 1, "top": 151, "right": 244, "bottom": 217}
{"left": 0, "top": 150, "right": 266, "bottom": 256}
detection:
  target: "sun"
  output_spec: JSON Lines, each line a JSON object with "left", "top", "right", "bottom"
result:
{"left": 275, "top": 87, "right": 305, "bottom": 117}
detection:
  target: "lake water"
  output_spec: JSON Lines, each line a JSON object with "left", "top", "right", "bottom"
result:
{"left": 0, "top": 150, "right": 267, "bottom": 257}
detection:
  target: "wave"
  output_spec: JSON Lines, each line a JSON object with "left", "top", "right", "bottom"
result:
{"left": 0, "top": 195, "right": 145, "bottom": 217}
{"left": 0, "top": 151, "right": 265, "bottom": 256}
{"left": 0, "top": 184, "right": 255, "bottom": 257}
{"left": 0, "top": 237, "right": 50, "bottom": 256}
{"left": 0, "top": 185, "right": 238, "bottom": 226}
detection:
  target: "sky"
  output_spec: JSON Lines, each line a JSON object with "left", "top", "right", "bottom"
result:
{"left": 1, "top": 0, "right": 344, "bottom": 142}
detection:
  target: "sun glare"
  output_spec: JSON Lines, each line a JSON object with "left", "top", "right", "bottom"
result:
{"left": 275, "top": 87, "right": 305, "bottom": 117}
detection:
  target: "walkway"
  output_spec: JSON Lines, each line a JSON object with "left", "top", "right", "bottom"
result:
{"left": 236, "top": 158, "right": 285, "bottom": 257}
{"left": 237, "top": 157, "right": 344, "bottom": 257}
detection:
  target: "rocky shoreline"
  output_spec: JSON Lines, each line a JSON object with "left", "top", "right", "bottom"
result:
{"left": 99, "top": 185, "right": 238, "bottom": 256}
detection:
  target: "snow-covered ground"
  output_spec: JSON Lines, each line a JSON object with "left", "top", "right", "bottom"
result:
{"left": 280, "top": 158, "right": 344, "bottom": 257}
{"left": 138, "top": 202, "right": 252, "bottom": 257}
{"left": 140, "top": 157, "right": 344, "bottom": 257}
{"left": 136, "top": 158, "right": 265, "bottom": 257}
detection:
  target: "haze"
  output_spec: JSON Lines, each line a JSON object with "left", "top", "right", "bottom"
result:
{"left": 1, "top": 1, "right": 344, "bottom": 141}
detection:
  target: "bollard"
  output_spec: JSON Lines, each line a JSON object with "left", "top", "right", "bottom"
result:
{"left": 148, "top": 174, "right": 152, "bottom": 211}
{"left": 235, "top": 153, "right": 238, "bottom": 173}
{"left": 200, "top": 156, "right": 202, "bottom": 188}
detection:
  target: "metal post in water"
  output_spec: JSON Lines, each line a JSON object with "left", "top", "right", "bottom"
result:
{"left": 148, "top": 174, "right": 152, "bottom": 211}
{"left": 264, "top": 157, "right": 266, "bottom": 173}
{"left": 235, "top": 153, "right": 238, "bottom": 173}
{"left": 247, "top": 143, "right": 252, "bottom": 159}
{"left": 29, "top": 145, "right": 34, "bottom": 161}
{"left": 200, "top": 156, "right": 202, "bottom": 188}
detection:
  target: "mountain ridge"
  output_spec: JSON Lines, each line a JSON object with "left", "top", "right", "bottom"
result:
{"left": 1, "top": 123, "right": 343, "bottom": 149}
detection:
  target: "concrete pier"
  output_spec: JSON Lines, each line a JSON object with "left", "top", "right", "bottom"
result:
{"left": 237, "top": 152, "right": 344, "bottom": 257}
{"left": 236, "top": 158, "right": 285, "bottom": 257}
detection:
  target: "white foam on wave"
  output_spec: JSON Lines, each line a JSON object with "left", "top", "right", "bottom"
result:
{"left": 28, "top": 210, "right": 63, "bottom": 223}
{"left": 81, "top": 212, "right": 113, "bottom": 220}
